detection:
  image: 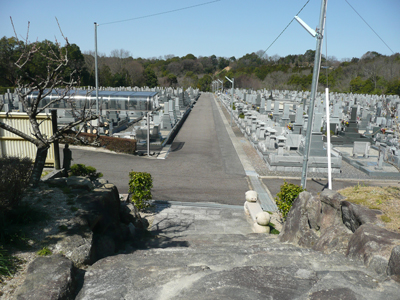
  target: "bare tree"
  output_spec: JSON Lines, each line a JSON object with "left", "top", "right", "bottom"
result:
{"left": 110, "top": 48, "right": 131, "bottom": 59}
{"left": 0, "top": 19, "right": 98, "bottom": 185}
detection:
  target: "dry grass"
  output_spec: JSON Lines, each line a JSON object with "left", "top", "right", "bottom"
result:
{"left": 338, "top": 184, "right": 400, "bottom": 233}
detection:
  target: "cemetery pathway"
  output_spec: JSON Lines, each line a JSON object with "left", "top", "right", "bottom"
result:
{"left": 67, "top": 93, "right": 250, "bottom": 205}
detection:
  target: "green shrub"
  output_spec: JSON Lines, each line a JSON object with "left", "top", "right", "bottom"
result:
{"left": 70, "top": 164, "right": 103, "bottom": 178}
{"left": 0, "top": 157, "right": 33, "bottom": 211}
{"left": 275, "top": 181, "right": 304, "bottom": 220}
{"left": 129, "top": 171, "right": 153, "bottom": 211}
{"left": 239, "top": 112, "right": 245, "bottom": 119}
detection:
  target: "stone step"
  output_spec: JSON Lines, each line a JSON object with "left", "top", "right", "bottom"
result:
{"left": 76, "top": 201, "right": 400, "bottom": 300}
{"left": 137, "top": 233, "right": 279, "bottom": 249}
{"left": 77, "top": 239, "right": 400, "bottom": 300}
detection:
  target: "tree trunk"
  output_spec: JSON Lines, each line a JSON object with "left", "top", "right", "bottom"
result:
{"left": 30, "top": 145, "right": 49, "bottom": 187}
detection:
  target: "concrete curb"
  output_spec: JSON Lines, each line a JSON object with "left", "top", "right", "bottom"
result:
{"left": 157, "top": 144, "right": 172, "bottom": 160}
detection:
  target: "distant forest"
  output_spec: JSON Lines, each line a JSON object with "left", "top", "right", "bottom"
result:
{"left": 1, "top": 36, "right": 399, "bottom": 95}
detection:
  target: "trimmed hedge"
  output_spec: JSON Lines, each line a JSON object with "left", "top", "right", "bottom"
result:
{"left": 61, "top": 132, "right": 137, "bottom": 154}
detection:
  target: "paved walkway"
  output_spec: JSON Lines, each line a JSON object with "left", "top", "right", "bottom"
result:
{"left": 68, "top": 93, "right": 250, "bottom": 205}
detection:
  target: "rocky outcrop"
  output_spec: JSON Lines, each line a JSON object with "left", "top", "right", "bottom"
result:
{"left": 13, "top": 176, "right": 147, "bottom": 300}
{"left": 75, "top": 202, "right": 400, "bottom": 300}
{"left": 279, "top": 189, "right": 400, "bottom": 277}
{"left": 44, "top": 178, "right": 142, "bottom": 265}
{"left": 13, "top": 255, "right": 77, "bottom": 300}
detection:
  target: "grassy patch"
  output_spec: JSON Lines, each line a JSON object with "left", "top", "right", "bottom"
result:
{"left": 70, "top": 206, "right": 78, "bottom": 212}
{"left": 338, "top": 186, "right": 400, "bottom": 233}
{"left": 41, "top": 170, "right": 50, "bottom": 178}
{"left": 268, "top": 222, "right": 280, "bottom": 235}
{"left": 0, "top": 247, "right": 22, "bottom": 282}
{"left": 381, "top": 215, "right": 392, "bottom": 223}
{"left": 37, "top": 247, "right": 52, "bottom": 256}
{"left": 58, "top": 225, "right": 68, "bottom": 231}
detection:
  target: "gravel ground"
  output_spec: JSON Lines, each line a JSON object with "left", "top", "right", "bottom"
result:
{"left": 216, "top": 98, "right": 397, "bottom": 181}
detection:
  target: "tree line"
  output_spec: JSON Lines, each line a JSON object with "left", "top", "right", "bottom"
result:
{"left": 1, "top": 36, "right": 399, "bottom": 95}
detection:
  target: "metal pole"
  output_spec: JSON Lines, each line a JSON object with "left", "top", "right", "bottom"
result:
{"left": 51, "top": 109, "right": 60, "bottom": 170}
{"left": 94, "top": 22, "right": 99, "bottom": 117}
{"left": 225, "top": 76, "right": 234, "bottom": 126}
{"left": 231, "top": 79, "right": 234, "bottom": 127}
{"left": 325, "top": 87, "right": 332, "bottom": 189}
{"left": 217, "top": 79, "right": 222, "bottom": 94}
{"left": 147, "top": 112, "right": 150, "bottom": 157}
{"left": 300, "top": 0, "right": 328, "bottom": 189}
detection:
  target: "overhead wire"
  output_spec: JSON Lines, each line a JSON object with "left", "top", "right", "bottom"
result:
{"left": 99, "top": 0, "right": 221, "bottom": 26}
{"left": 344, "top": 0, "right": 394, "bottom": 54}
{"left": 261, "top": 0, "right": 311, "bottom": 58}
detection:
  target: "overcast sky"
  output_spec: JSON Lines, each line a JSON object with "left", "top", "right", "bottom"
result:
{"left": 1, "top": 0, "right": 399, "bottom": 60}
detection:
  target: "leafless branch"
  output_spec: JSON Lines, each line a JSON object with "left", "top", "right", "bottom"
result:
{"left": 55, "top": 17, "right": 69, "bottom": 46}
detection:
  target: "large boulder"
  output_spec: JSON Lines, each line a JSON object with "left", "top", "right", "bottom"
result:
{"left": 319, "top": 189, "right": 346, "bottom": 230}
{"left": 48, "top": 182, "right": 132, "bottom": 265}
{"left": 388, "top": 245, "right": 400, "bottom": 277}
{"left": 13, "top": 255, "right": 77, "bottom": 300}
{"left": 312, "top": 225, "right": 353, "bottom": 255}
{"left": 66, "top": 176, "right": 94, "bottom": 191}
{"left": 53, "top": 229, "right": 93, "bottom": 267}
{"left": 341, "top": 201, "right": 383, "bottom": 232}
{"left": 74, "top": 183, "right": 130, "bottom": 263}
{"left": 279, "top": 191, "right": 320, "bottom": 248}
{"left": 280, "top": 188, "right": 400, "bottom": 276}
{"left": 347, "top": 224, "right": 400, "bottom": 273}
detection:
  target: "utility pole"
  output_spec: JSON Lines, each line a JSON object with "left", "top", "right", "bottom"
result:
{"left": 298, "top": 0, "right": 328, "bottom": 188}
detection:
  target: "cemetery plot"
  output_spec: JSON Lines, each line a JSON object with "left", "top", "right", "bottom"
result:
{"left": 1, "top": 86, "right": 200, "bottom": 155}
{"left": 217, "top": 88, "right": 400, "bottom": 178}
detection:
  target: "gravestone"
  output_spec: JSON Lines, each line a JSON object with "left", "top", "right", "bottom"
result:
{"left": 375, "top": 144, "right": 387, "bottom": 170}
{"left": 266, "top": 100, "right": 272, "bottom": 113}
{"left": 259, "top": 98, "right": 265, "bottom": 114}
{"left": 353, "top": 141, "right": 370, "bottom": 158}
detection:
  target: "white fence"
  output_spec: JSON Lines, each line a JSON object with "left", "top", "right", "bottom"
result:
{"left": 0, "top": 112, "right": 55, "bottom": 166}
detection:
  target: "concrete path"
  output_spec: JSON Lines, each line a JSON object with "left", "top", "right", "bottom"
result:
{"left": 212, "top": 94, "right": 278, "bottom": 211}
{"left": 68, "top": 93, "right": 249, "bottom": 205}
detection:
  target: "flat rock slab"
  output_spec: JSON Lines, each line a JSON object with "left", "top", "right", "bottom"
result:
{"left": 149, "top": 201, "right": 254, "bottom": 236}
{"left": 76, "top": 201, "right": 400, "bottom": 299}
{"left": 76, "top": 248, "right": 400, "bottom": 300}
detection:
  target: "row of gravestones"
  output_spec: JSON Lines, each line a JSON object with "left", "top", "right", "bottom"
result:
{"left": 231, "top": 88, "right": 400, "bottom": 136}
{"left": 219, "top": 89, "right": 400, "bottom": 172}
{"left": 1, "top": 87, "right": 199, "bottom": 140}
{"left": 132, "top": 88, "right": 199, "bottom": 141}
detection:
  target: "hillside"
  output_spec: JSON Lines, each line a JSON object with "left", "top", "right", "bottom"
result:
{"left": 1, "top": 36, "right": 399, "bottom": 95}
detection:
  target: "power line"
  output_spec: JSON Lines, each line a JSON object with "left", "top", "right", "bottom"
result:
{"left": 262, "top": 0, "right": 311, "bottom": 58}
{"left": 344, "top": 0, "right": 394, "bottom": 54}
{"left": 99, "top": 0, "right": 221, "bottom": 26}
